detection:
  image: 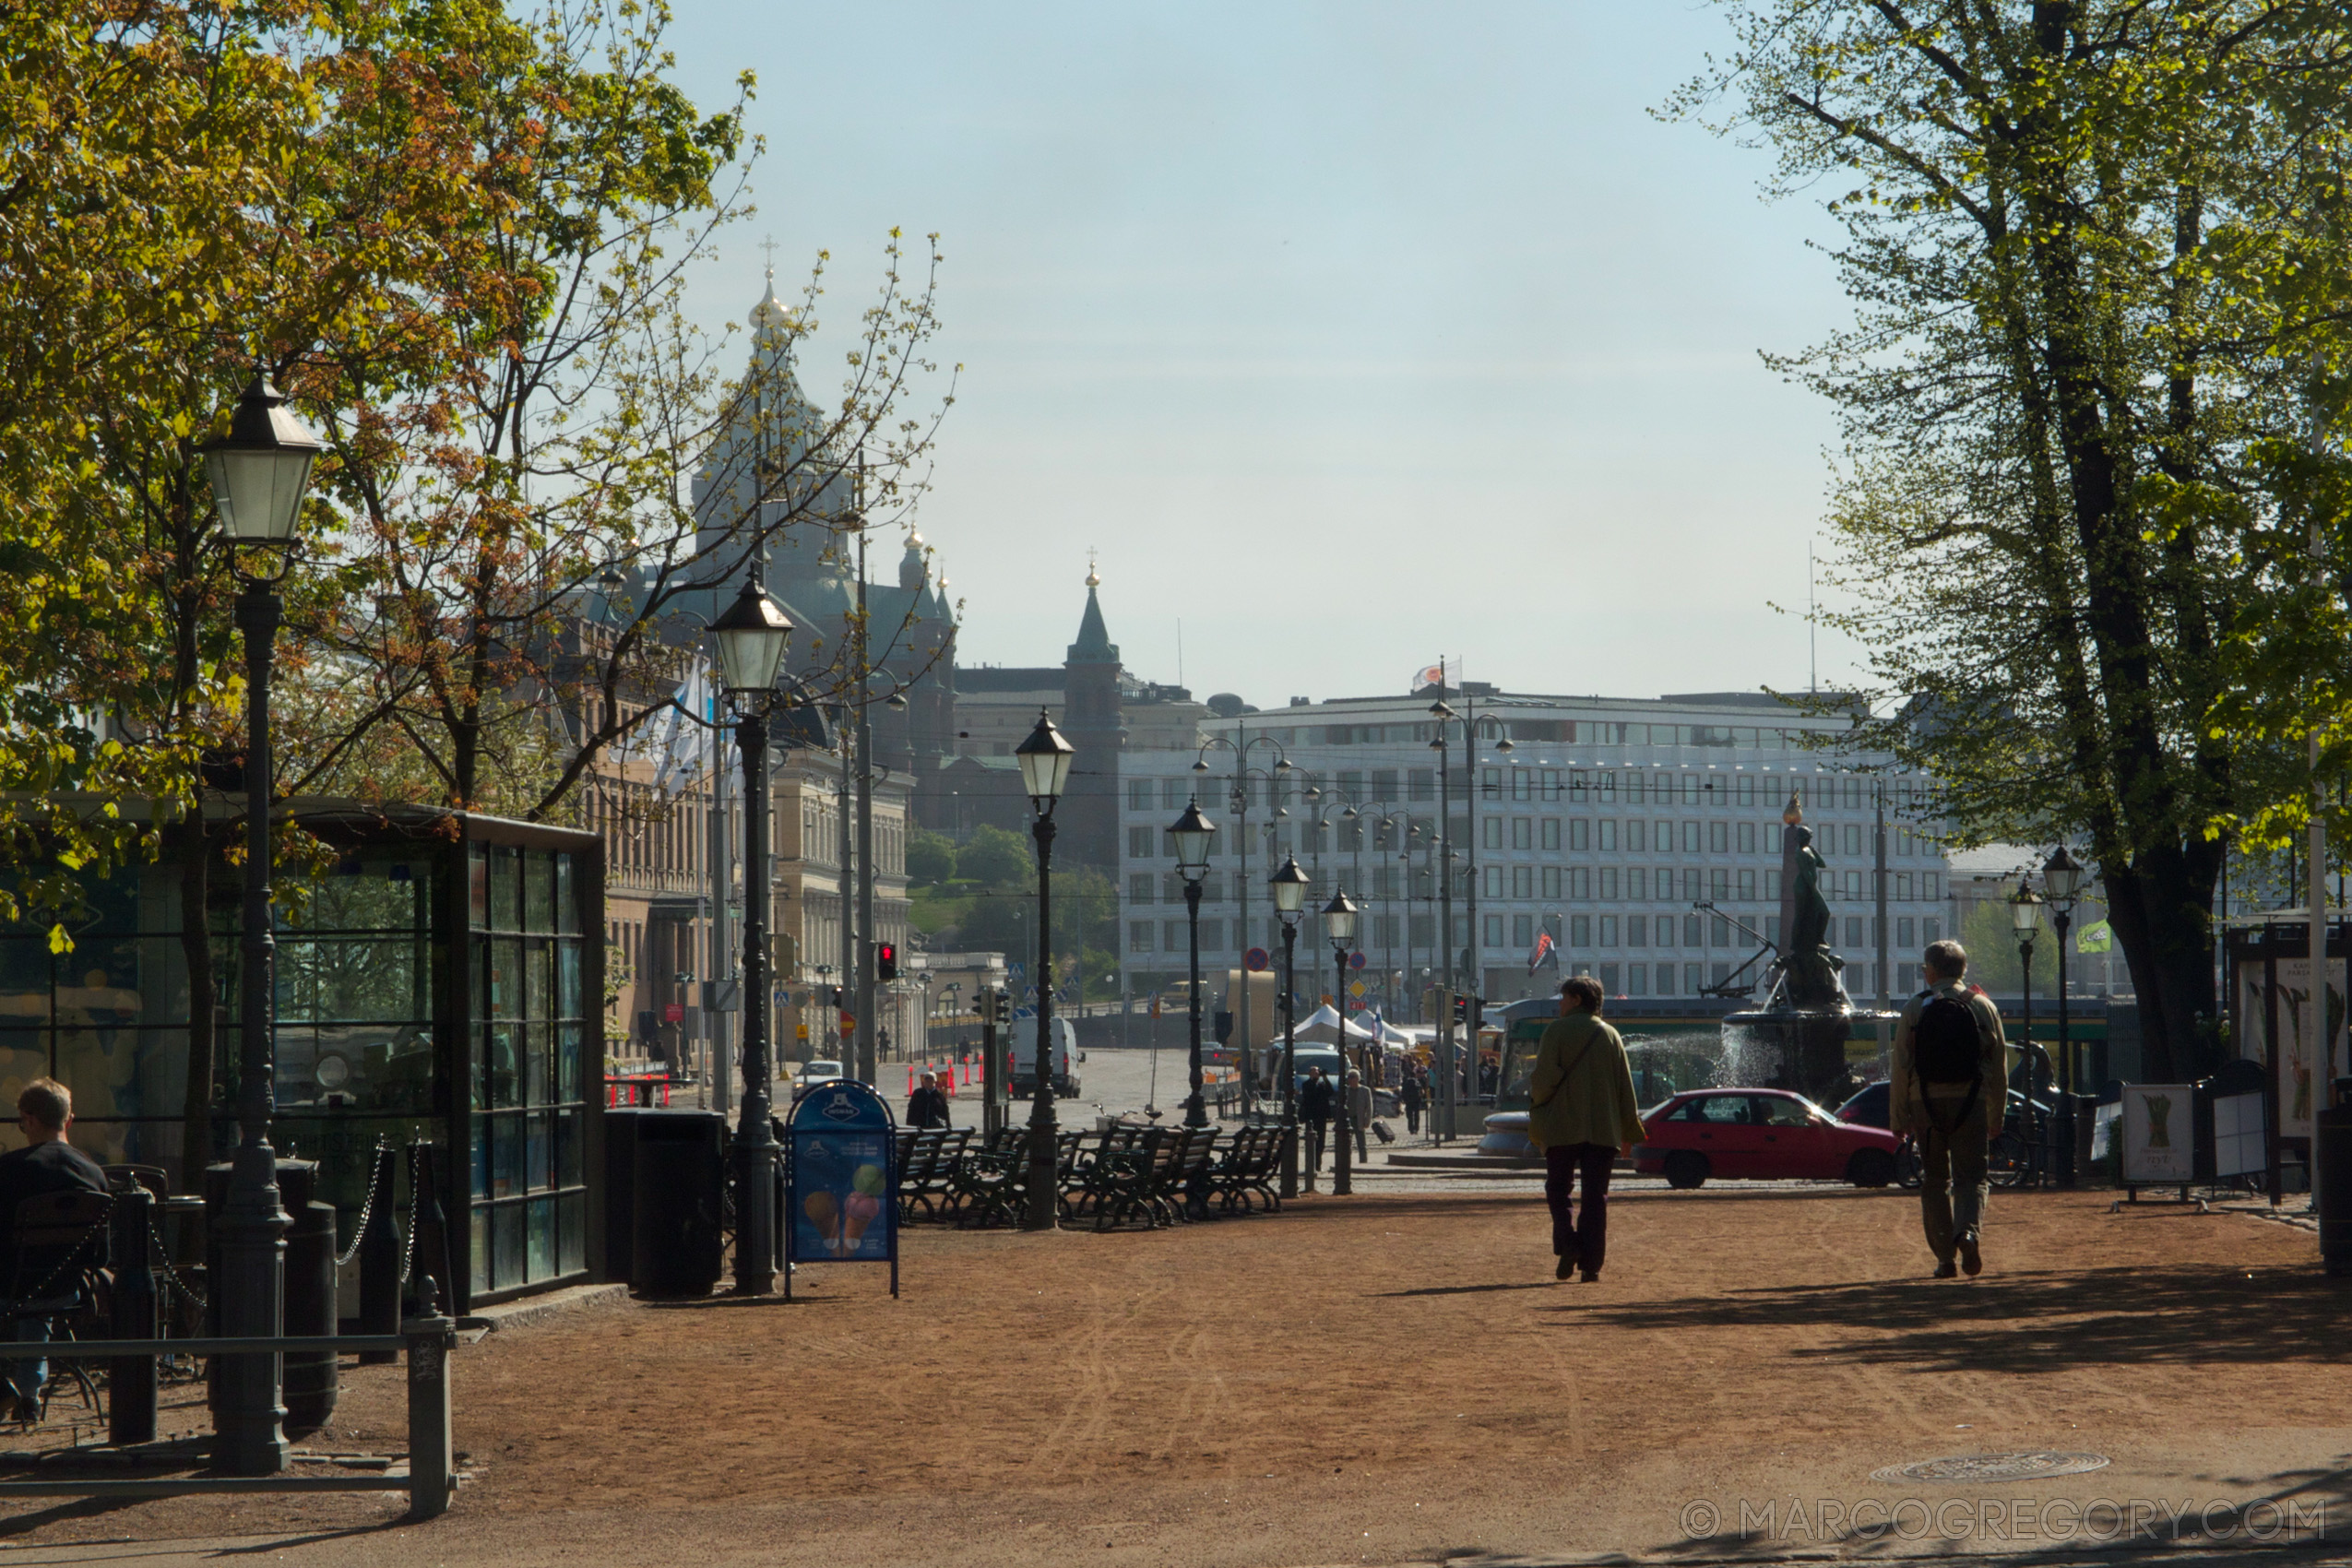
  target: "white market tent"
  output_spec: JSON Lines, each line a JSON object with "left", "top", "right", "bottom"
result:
{"left": 1291, "top": 1004, "right": 1378, "bottom": 1044}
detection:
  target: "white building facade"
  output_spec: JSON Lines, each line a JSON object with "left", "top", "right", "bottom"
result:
{"left": 1113, "top": 688, "right": 1955, "bottom": 1016}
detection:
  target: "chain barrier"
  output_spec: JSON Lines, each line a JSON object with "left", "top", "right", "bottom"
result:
{"left": 146, "top": 1211, "right": 208, "bottom": 1316}
{"left": 335, "top": 1138, "right": 394, "bottom": 1269}
{"left": 400, "top": 1146, "right": 422, "bottom": 1286}
{"left": 12, "top": 1194, "right": 111, "bottom": 1303}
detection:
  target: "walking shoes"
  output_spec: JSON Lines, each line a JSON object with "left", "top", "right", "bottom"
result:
{"left": 1959, "top": 1234, "right": 1982, "bottom": 1277}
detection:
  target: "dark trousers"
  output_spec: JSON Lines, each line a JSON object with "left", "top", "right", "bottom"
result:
{"left": 1305, "top": 1118, "right": 1329, "bottom": 1169}
{"left": 1405, "top": 1103, "right": 1421, "bottom": 1134}
{"left": 1544, "top": 1142, "right": 1616, "bottom": 1271}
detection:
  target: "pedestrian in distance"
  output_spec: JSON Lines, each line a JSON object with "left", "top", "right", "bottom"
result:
{"left": 1892, "top": 939, "right": 2008, "bottom": 1277}
{"left": 1400, "top": 1066, "right": 1425, "bottom": 1135}
{"left": 1344, "top": 1069, "right": 1372, "bottom": 1162}
{"left": 1527, "top": 976, "right": 1645, "bottom": 1284}
{"left": 907, "top": 1070, "right": 952, "bottom": 1130}
{"left": 1299, "top": 1064, "right": 1336, "bottom": 1170}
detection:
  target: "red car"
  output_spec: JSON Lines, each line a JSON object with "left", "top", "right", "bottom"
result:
{"left": 1633, "top": 1088, "right": 1901, "bottom": 1189}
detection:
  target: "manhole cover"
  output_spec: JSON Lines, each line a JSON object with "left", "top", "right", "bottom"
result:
{"left": 1871, "top": 1451, "right": 2111, "bottom": 1484}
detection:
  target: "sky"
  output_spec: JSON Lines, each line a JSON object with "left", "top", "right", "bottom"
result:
{"left": 663, "top": 1, "right": 1869, "bottom": 708}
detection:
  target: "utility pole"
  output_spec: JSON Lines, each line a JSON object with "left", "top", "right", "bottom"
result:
{"left": 710, "top": 672, "right": 734, "bottom": 1115}
{"left": 855, "top": 526, "right": 878, "bottom": 1085}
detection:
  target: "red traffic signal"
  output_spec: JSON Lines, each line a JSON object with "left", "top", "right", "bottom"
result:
{"left": 876, "top": 942, "right": 898, "bottom": 981}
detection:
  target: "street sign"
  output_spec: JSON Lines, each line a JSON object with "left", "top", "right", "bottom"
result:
{"left": 1348, "top": 951, "right": 1367, "bottom": 970}
{"left": 663, "top": 1003, "right": 684, "bottom": 1023}
{"left": 1348, "top": 980, "right": 1367, "bottom": 999}
{"left": 796, "top": 1023, "right": 810, "bottom": 1040}
{"left": 1244, "top": 947, "right": 1269, "bottom": 972}
{"left": 839, "top": 1013, "right": 858, "bottom": 1032}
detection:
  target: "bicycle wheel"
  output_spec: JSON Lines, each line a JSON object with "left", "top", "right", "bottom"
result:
{"left": 1988, "top": 1129, "right": 2031, "bottom": 1189}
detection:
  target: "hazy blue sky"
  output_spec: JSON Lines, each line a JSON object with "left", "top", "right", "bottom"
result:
{"left": 664, "top": 2, "right": 1869, "bottom": 707}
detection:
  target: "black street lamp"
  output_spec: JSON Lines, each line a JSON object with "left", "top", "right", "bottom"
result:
{"left": 1015, "top": 710, "right": 1075, "bottom": 1230}
{"left": 2042, "top": 843, "right": 2086, "bottom": 1188}
{"left": 1170, "top": 799, "right": 1218, "bottom": 1131}
{"left": 711, "top": 568, "right": 794, "bottom": 1292}
{"left": 201, "top": 371, "right": 322, "bottom": 1477}
{"left": 1270, "top": 855, "right": 1311, "bottom": 1199}
{"left": 2009, "top": 873, "right": 2043, "bottom": 1160}
{"left": 1324, "top": 888, "right": 1359, "bottom": 1197}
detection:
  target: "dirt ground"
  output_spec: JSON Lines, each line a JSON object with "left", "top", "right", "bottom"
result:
{"left": 4, "top": 1184, "right": 2348, "bottom": 1566}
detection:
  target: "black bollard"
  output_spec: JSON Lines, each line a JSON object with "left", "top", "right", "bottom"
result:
{"left": 282, "top": 1196, "right": 339, "bottom": 1434}
{"left": 358, "top": 1143, "right": 401, "bottom": 1365}
{"left": 108, "top": 1185, "right": 158, "bottom": 1446}
{"left": 405, "top": 1143, "right": 457, "bottom": 1316}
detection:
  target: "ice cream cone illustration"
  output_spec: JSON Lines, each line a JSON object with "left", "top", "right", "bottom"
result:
{"left": 802, "top": 1191, "right": 838, "bottom": 1254}
{"left": 2147, "top": 1094, "right": 2172, "bottom": 1149}
{"left": 843, "top": 1192, "right": 882, "bottom": 1253}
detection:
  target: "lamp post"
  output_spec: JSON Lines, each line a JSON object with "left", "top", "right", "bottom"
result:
{"left": 1193, "top": 731, "right": 1290, "bottom": 1119}
{"left": 1271, "top": 855, "right": 1310, "bottom": 1199}
{"left": 201, "top": 371, "right": 321, "bottom": 1477}
{"left": 1170, "top": 800, "right": 1218, "bottom": 1131}
{"left": 1324, "top": 889, "right": 1360, "bottom": 1197}
{"left": 1015, "top": 710, "right": 1075, "bottom": 1230}
{"left": 711, "top": 568, "right": 794, "bottom": 1292}
{"left": 2009, "top": 873, "right": 2043, "bottom": 1167}
{"left": 2042, "top": 844, "right": 2085, "bottom": 1188}
{"left": 1429, "top": 700, "right": 1457, "bottom": 1139}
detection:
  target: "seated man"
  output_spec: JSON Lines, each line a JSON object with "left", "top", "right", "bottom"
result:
{"left": 0, "top": 1078, "right": 108, "bottom": 1423}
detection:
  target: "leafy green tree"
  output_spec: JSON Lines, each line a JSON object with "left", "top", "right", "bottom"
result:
{"left": 1673, "top": 0, "right": 2352, "bottom": 1078}
{"left": 956, "top": 825, "right": 1034, "bottom": 889}
{"left": 906, "top": 828, "right": 956, "bottom": 885}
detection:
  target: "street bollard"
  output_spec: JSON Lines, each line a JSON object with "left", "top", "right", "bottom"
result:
{"left": 108, "top": 1185, "right": 158, "bottom": 1447}
{"left": 359, "top": 1143, "right": 401, "bottom": 1365}
{"left": 402, "top": 1276, "right": 457, "bottom": 1520}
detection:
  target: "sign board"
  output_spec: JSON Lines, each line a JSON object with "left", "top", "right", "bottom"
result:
{"left": 704, "top": 978, "right": 742, "bottom": 1013}
{"left": 2213, "top": 1091, "right": 2265, "bottom": 1179}
{"left": 1244, "top": 947, "right": 1269, "bottom": 972}
{"left": 1348, "top": 980, "right": 1366, "bottom": 999}
{"left": 839, "top": 1013, "right": 857, "bottom": 1032}
{"left": 2240, "top": 955, "right": 2344, "bottom": 1139}
{"left": 1348, "top": 951, "right": 1367, "bottom": 971}
{"left": 2121, "top": 1084, "right": 2194, "bottom": 1186}
{"left": 783, "top": 1078, "right": 899, "bottom": 1299}
{"left": 663, "top": 1003, "right": 684, "bottom": 1024}
{"left": 795, "top": 1023, "right": 810, "bottom": 1040}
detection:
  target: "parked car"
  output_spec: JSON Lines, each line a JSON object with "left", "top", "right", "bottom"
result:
{"left": 793, "top": 1059, "right": 846, "bottom": 1100}
{"left": 1633, "top": 1088, "right": 1902, "bottom": 1189}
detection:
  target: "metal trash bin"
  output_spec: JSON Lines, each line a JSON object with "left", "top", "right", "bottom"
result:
{"left": 203, "top": 1158, "right": 336, "bottom": 1427}
{"left": 2318, "top": 1080, "right": 2352, "bottom": 1276}
{"left": 630, "top": 1111, "right": 725, "bottom": 1297}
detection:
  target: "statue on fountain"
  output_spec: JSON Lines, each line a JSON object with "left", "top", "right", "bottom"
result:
{"left": 1783, "top": 824, "right": 1848, "bottom": 1011}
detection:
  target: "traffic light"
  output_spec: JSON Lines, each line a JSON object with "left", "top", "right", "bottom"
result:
{"left": 876, "top": 942, "right": 898, "bottom": 981}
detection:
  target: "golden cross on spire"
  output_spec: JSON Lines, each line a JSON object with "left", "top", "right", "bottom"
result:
{"left": 758, "top": 233, "right": 779, "bottom": 280}
{"left": 1086, "top": 546, "right": 1099, "bottom": 588}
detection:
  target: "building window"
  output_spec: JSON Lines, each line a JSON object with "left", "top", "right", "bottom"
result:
{"left": 1710, "top": 867, "right": 1730, "bottom": 899}
{"left": 1627, "top": 867, "right": 1646, "bottom": 900}
{"left": 1513, "top": 817, "right": 1533, "bottom": 850}
{"left": 1845, "top": 916, "right": 1863, "bottom": 947}
{"left": 1541, "top": 865, "right": 1562, "bottom": 899}
{"left": 1483, "top": 913, "right": 1504, "bottom": 946}
{"left": 1598, "top": 818, "right": 1617, "bottom": 851}
{"left": 1709, "top": 821, "right": 1728, "bottom": 854}
{"left": 1922, "top": 873, "right": 1940, "bottom": 898}
{"left": 1681, "top": 821, "right": 1701, "bottom": 853}
{"left": 1541, "top": 818, "right": 1562, "bottom": 851}
{"left": 1713, "top": 961, "right": 1732, "bottom": 987}
{"left": 1738, "top": 869, "right": 1756, "bottom": 901}
{"left": 1484, "top": 817, "right": 1503, "bottom": 849}
{"left": 1683, "top": 914, "right": 1703, "bottom": 947}
{"left": 1599, "top": 866, "right": 1618, "bottom": 900}
{"left": 1845, "top": 870, "right": 1864, "bottom": 898}
{"left": 1128, "top": 921, "right": 1155, "bottom": 953}
{"left": 1654, "top": 914, "right": 1674, "bottom": 949}
{"left": 1710, "top": 915, "right": 1730, "bottom": 947}
{"left": 1599, "top": 915, "right": 1619, "bottom": 947}
{"left": 1513, "top": 913, "right": 1536, "bottom": 946}
{"left": 1844, "top": 823, "right": 1863, "bottom": 857}
{"left": 1897, "top": 915, "right": 1916, "bottom": 947}
{"left": 1899, "top": 962, "right": 1918, "bottom": 992}
{"left": 1765, "top": 871, "right": 1780, "bottom": 900}
{"left": 1568, "top": 913, "right": 1590, "bottom": 946}
{"left": 1512, "top": 769, "right": 1531, "bottom": 802}
{"left": 1127, "top": 779, "right": 1154, "bottom": 811}
{"left": 1737, "top": 821, "right": 1756, "bottom": 854}
{"left": 1683, "top": 775, "right": 1702, "bottom": 805}
{"left": 1685, "top": 962, "right": 1705, "bottom": 993}
{"left": 1409, "top": 767, "right": 1434, "bottom": 801}
{"left": 1481, "top": 767, "right": 1503, "bottom": 800}
{"left": 1627, "top": 914, "right": 1647, "bottom": 946}
{"left": 1513, "top": 865, "right": 1534, "bottom": 898}
{"left": 1923, "top": 916, "right": 1941, "bottom": 944}
{"left": 1765, "top": 916, "right": 1781, "bottom": 945}
{"left": 1198, "top": 919, "right": 1225, "bottom": 950}
{"left": 1896, "top": 872, "right": 1914, "bottom": 900}
{"left": 1598, "top": 772, "right": 1618, "bottom": 803}
{"left": 1625, "top": 819, "right": 1645, "bottom": 853}
{"left": 1483, "top": 865, "right": 1503, "bottom": 897}
{"left": 1628, "top": 963, "right": 1648, "bottom": 997}
{"left": 1129, "top": 873, "right": 1155, "bottom": 905}
{"left": 1570, "top": 818, "right": 1591, "bottom": 851}
{"left": 1410, "top": 913, "right": 1435, "bottom": 944}
{"left": 1127, "top": 826, "right": 1154, "bottom": 861}
{"left": 1571, "top": 866, "right": 1591, "bottom": 899}
{"left": 1737, "top": 774, "right": 1756, "bottom": 807}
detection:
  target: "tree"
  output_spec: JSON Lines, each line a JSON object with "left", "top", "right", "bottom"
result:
{"left": 906, "top": 828, "right": 956, "bottom": 885}
{"left": 956, "top": 826, "right": 1034, "bottom": 890}
{"left": 1673, "top": 0, "right": 2352, "bottom": 1078}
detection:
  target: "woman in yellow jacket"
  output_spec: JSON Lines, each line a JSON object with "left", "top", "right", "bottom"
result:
{"left": 1526, "top": 975, "right": 1648, "bottom": 1282}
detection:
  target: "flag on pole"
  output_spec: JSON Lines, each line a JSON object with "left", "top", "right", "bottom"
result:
{"left": 653, "top": 652, "right": 713, "bottom": 799}
{"left": 1526, "top": 928, "right": 1556, "bottom": 974}
{"left": 2075, "top": 919, "right": 2113, "bottom": 954}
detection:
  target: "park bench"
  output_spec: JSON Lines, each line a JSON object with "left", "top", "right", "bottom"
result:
{"left": 949, "top": 1129, "right": 1081, "bottom": 1229}
{"left": 1062, "top": 1126, "right": 1144, "bottom": 1223}
{"left": 897, "top": 1129, "right": 971, "bottom": 1221}
{"left": 1209, "top": 1124, "right": 1284, "bottom": 1214}
{"left": 1169, "top": 1125, "right": 1222, "bottom": 1221}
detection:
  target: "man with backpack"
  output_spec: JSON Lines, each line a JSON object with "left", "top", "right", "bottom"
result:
{"left": 1892, "top": 939, "right": 2010, "bottom": 1278}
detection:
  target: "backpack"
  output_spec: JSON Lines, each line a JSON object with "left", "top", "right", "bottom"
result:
{"left": 1913, "top": 993, "right": 1983, "bottom": 1087}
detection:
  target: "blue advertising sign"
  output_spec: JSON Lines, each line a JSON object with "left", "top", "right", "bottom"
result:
{"left": 783, "top": 1079, "right": 899, "bottom": 1299}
